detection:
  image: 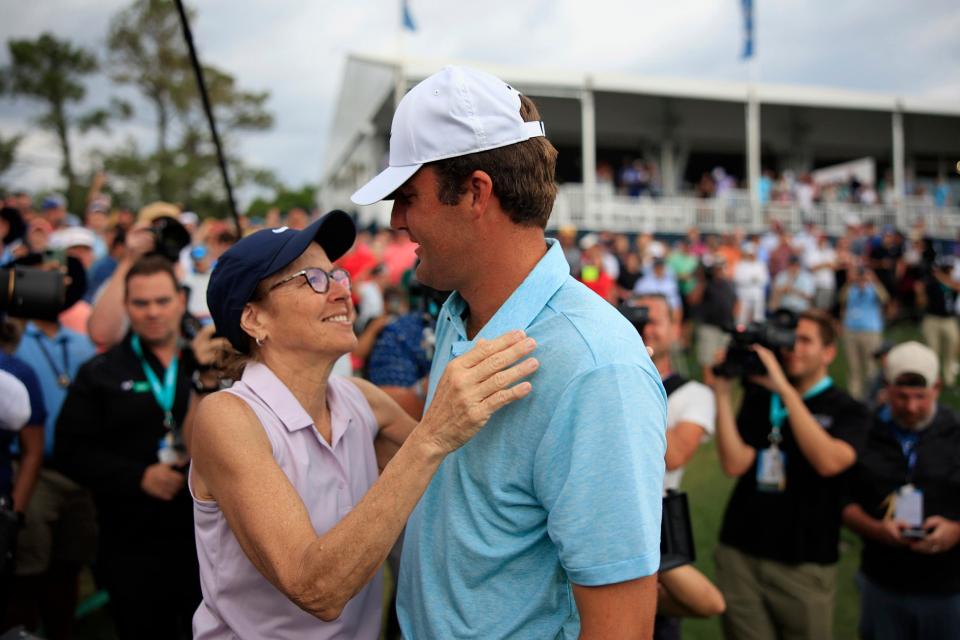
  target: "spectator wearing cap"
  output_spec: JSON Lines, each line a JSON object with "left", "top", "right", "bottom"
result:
{"left": 770, "top": 255, "right": 815, "bottom": 314}
{"left": 840, "top": 267, "right": 890, "bottom": 400}
{"left": 842, "top": 341, "right": 960, "bottom": 640}
{"left": 634, "top": 254, "right": 683, "bottom": 323}
{"left": 189, "top": 211, "right": 533, "bottom": 639}
{"left": 733, "top": 241, "right": 769, "bottom": 325}
{"left": 49, "top": 227, "right": 98, "bottom": 336}
{"left": 41, "top": 194, "right": 78, "bottom": 230}
{"left": 7, "top": 270, "right": 97, "bottom": 638}
{"left": 578, "top": 233, "right": 617, "bottom": 304}
{"left": 351, "top": 65, "right": 665, "bottom": 639}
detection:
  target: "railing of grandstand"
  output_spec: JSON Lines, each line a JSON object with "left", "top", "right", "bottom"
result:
{"left": 549, "top": 185, "right": 960, "bottom": 239}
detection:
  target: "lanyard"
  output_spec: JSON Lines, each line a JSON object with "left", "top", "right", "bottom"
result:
{"left": 32, "top": 333, "right": 70, "bottom": 388}
{"left": 768, "top": 376, "right": 833, "bottom": 444}
{"left": 130, "top": 334, "right": 179, "bottom": 430}
{"left": 879, "top": 406, "right": 921, "bottom": 479}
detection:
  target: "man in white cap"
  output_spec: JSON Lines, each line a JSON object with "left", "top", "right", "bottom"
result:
{"left": 843, "top": 341, "right": 960, "bottom": 639}
{"left": 352, "top": 65, "right": 666, "bottom": 639}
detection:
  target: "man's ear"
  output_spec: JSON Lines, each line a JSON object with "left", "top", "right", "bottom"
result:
{"left": 466, "top": 170, "right": 494, "bottom": 215}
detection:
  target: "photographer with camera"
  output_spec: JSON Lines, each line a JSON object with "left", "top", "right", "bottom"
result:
{"left": 88, "top": 203, "right": 196, "bottom": 349}
{"left": 840, "top": 265, "right": 889, "bottom": 400}
{"left": 54, "top": 254, "right": 228, "bottom": 640}
{"left": 842, "top": 342, "right": 960, "bottom": 640}
{"left": 710, "top": 310, "right": 870, "bottom": 640}
{"left": 629, "top": 294, "right": 721, "bottom": 639}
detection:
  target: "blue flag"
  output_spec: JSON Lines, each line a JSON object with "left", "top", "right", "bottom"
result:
{"left": 402, "top": 0, "right": 417, "bottom": 32}
{"left": 741, "top": 0, "right": 754, "bottom": 59}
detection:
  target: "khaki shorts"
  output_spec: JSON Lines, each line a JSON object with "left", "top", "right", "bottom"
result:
{"left": 14, "top": 467, "right": 98, "bottom": 576}
{"left": 715, "top": 543, "right": 836, "bottom": 640}
{"left": 696, "top": 324, "right": 731, "bottom": 367}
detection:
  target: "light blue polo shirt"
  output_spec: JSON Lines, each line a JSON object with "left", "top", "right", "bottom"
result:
{"left": 397, "top": 239, "right": 666, "bottom": 639}
{"left": 14, "top": 322, "right": 96, "bottom": 456}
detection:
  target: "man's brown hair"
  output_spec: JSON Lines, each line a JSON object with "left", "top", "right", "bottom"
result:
{"left": 799, "top": 309, "right": 837, "bottom": 347}
{"left": 124, "top": 254, "right": 178, "bottom": 298}
{"left": 429, "top": 95, "right": 558, "bottom": 228}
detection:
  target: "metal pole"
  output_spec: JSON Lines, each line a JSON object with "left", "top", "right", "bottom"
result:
{"left": 580, "top": 84, "right": 597, "bottom": 224}
{"left": 174, "top": 0, "right": 241, "bottom": 235}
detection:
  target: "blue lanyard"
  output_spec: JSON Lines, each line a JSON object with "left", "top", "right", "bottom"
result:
{"left": 130, "top": 335, "right": 179, "bottom": 430}
{"left": 768, "top": 376, "right": 833, "bottom": 443}
{"left": 879, "top": 405, "right": 920, "bottom": 477}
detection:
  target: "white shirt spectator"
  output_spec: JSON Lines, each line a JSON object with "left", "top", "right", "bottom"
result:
{"left": 733, "top": 257, "right": 770, "bottom": 324}
{"left": 804, "top": 245, "right": 837, "bottom": 291}
{"left": 773, "top": 268, "right": 816, "bottom": 313}
{"left": 665, "top": 380, "right": 715, "bottom": 491}
{"left": 633, "top": 265, "right": 682, "bottom": 310}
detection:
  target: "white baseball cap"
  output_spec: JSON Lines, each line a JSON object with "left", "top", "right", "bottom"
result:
{"left": 50, "top": 226, "right": 97, "bottom": 250}
{"left": 885, "top": 341, "right": 939, "bottom": 388}
{"left": 351, "top": 65, "right": 546, "bottom": 206}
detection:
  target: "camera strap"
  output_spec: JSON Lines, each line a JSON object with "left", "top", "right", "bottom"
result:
{"left": 130, "top": 334, "right": 180, "bottom": 432}
{"left": 767, "top": 375, "right": 832, "bottom": 443}
{"left": 32, "top": 332, "right": 71, "bottom": 388}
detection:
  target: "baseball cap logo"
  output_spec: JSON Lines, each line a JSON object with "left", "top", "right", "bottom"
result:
{"left": 272, "top": 226, "right": 289, "bottom": 234}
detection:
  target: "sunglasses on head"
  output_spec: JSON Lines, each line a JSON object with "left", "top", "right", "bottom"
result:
{"left": 269, "top": 267, "right": 352, "bottom": 294}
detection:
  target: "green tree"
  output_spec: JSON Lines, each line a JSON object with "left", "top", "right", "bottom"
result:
{"left": 0, "top": 33, "right": 114, "bottom": 208}
{"left": 105, "top": 0, "right": 275, "bottom": 209}
{"left": 0, "top": 132, "right": 23, "bottom": 189}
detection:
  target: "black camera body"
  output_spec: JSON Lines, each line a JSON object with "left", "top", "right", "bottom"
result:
{"left": 0, "top": 265, "right": 65, "bottom": 321}
{"left": 619, "top": 301, "right": 650, "bottom": 336}
{"left": 712, "top": 309, "right": 798, "bottom": 378}
{"left": 148, "top": 216, "right": 192, "bottom": 263}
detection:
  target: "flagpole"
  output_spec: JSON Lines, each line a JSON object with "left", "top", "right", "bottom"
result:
{"left": 743, "top": 0, "right": 761, "bottom": 227}
{"left": 394, "top": 2, "right": 408, "bottom": 108}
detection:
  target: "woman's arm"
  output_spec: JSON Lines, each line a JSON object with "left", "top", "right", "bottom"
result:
{"left": 191, "top": 330, "right": 539, "bottom": 621}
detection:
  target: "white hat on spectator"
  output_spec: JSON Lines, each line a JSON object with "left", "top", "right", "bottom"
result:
{"left": 885, "top": 341, "right": 939, "bottom": 388}
{"left": 351, "top": 65, "right": 546, "bottom": 206}
{"left": 50, "top": 226, "right": 97, "bottom": 250}
{"left": 742, "top": 241, "right": 757, "bottom": 255}
{"left": 0, "top": 370, "right": 31, "bottom": 433}
{"left": 579, "top": 233, "right": 599, "bottom": 251}
{"left": 648, "top": 242, "right": 666, "bottom": 259}
{"left": 179, "top": 211, "right": 199, "bottom": 227}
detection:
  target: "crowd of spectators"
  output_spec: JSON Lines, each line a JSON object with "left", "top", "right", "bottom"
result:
{"left": 1, "top": 180, "right": 959, "bottom": 639}
{"left": 601, "top": 158, "right": 956, "bottom": 210}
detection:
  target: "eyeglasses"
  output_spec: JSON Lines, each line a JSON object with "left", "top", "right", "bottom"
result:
{"left": 269, "top": 267, "right": 352, "bottom": 294}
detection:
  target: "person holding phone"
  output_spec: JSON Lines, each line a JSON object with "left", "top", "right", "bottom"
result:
{"left": 842, "top": 341, "right": 960, "bottom": 640}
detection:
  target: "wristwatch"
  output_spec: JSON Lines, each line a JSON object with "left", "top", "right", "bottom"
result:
{"left": 191, "top": 369, "right": 220, "bottom": 394}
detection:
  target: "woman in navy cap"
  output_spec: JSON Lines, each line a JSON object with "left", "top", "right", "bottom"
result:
{"left": 190, "top": 210, "right": 538, "bottom": 639}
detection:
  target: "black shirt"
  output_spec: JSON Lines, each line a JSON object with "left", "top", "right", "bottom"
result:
{"left": 847, "top": 405, "right": 960, "bottom": 594}
{"left": 54, "top": 332, "right": 199, "bottom": 556}
{"left": 699, "top": 278, "right": 737, "bottom": 329}
{"left": 719, "top": 383, "right": 870, "bottom": 565}
{"left": 923, "top": 271, "right": 955, "bottom": 317}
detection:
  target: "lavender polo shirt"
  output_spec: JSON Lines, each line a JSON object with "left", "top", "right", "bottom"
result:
{"left": 190, "top": 362, "right": 383, "bottom": 639}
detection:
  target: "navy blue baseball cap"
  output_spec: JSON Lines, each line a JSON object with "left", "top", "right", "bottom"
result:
{"left": 207, "top": 210, "right": 356, "bottom": 353}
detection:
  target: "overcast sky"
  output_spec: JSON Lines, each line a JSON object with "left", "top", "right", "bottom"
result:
{"left": 2, "top": 0, "right": 958, "bottom": 205}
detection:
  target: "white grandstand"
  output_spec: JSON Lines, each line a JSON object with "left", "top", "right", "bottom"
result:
{"left": 320, "top": 54, "right": 960, "bottom": 238}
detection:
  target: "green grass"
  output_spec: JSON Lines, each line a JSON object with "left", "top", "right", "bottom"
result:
{"left": 679, "top": 322, "right": 959, "bottom": 639}
{"left": 71, "top": 323, "right": 956, "bottom": 639}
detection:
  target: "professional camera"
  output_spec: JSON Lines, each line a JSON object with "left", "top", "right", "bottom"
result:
{"left": 618, "top": 300, "right": 650, "bottom": 336}
{"left": 0, "top": 265, "right": 65, "bottom": 321}
{"left": 711, "top": 308, "right": 798, "bottom": 378}
{"left": 148, "top": 216, "right": 192, "bottom": 263}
